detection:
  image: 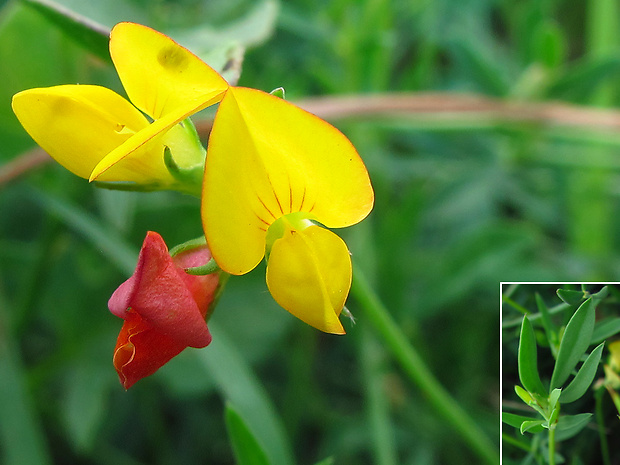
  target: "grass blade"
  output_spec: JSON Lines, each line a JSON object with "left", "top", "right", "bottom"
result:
{"left": 196, "top": 323, "right": 295, "bottom": 465}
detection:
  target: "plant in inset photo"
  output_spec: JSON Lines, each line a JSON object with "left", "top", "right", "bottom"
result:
{"left": 502, "top": 284, "right": 620, "bottom": 465}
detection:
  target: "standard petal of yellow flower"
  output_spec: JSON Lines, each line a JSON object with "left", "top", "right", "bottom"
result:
{"left": 201, "top": 90, "right": 273, "bottom": 275}
{"left": 109, "top": 22, "right": 229, "bottom": 120}
{"left": 266, "top": 224, "right": 350, "bottom": 334}
{"left": 10, "top": 85, "right": 174, "bottom": 183}
{"left": 202, "top": 86, "right": 374, "bottom": 275}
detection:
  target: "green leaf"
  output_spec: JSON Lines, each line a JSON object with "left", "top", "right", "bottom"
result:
{"left": 520, "top": 419, "right": 546, "bottom": 435}
{"left": 592, "top": 317, "right": 620, "bottom": 343}
{"left": 535, "top": 293, "right": 556, "bottom": 350}
{"left": 555, "top": 413, "right": 592, "bottom": 442}
{"left": 592, "top": 286, "right": 609, "bottom": 302}
{"left": 518, "top": 316, "right": 547, "bottom": 396}
{"left": 531, "top": 20, "right": 566, "bottom": 69}
{"left": 547, "top": 56, "right": 620, "bottom": 100}
{"left": 0, "top": 319, "right": 52, "bottom": 465}
{"left": 514, "top": 384, "right": 534, "bottom": 405}
{"left": 556, "top": 289, "right": 587, "bottom": 306}
{"left": 312, "top": 459, "right": 334, "bottom": 465}
{"left": 550, "top": 298, "right": 596, "bottom": 389}
{"left": 502, "top": 412, "right": 539, "bottom": 429}
{"left": 21, "top": 0, "right": 111, "bottom": 63}
{"left": 31, "top": 189, "right": 137, "bottom": 276}
{"left": 196, "top": 323, "right": 295, "bottom": 465}
{"left": 225, "top": 404, "right": 271, "bottom": 465}
{"left": 559, "top": 342, "right": 604, "bottom": 403}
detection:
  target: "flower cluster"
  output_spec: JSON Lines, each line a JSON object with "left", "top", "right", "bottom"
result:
{"left": 12, "top": 22, "right": 374, "bottom": 387}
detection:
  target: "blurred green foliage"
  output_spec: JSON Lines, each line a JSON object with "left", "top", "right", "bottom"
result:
{"left": 3, "top": 0, "right": 620, "bottom": 463}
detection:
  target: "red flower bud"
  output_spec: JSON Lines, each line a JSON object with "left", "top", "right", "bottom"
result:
{"left": 109, "top": 231, "right": 219, "bottom": 389}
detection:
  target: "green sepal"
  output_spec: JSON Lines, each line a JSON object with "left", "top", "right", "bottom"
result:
{"left": 269, "top": 87, "right": 285, "bottom": 99}
{"left": 185, "top": 258, "right": 220, "bottom": 276}
{"left": 163, "top": 146, "right": 204, "bottom": 193}
{"left": 169, "top": 236, "right": 207, "bottom": 257}
{"left": 550, "top": 298, "right": 596, "bottom": 389}
{"left": 169, "top": 236, "right": 221, "bottom": 275}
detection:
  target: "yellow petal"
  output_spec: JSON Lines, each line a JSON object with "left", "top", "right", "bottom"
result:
{"left": 266, "top": 224, "right": 350, "bottom": 334}
{"left": 10, "top": 85, "right": 167, "bottom": 182}
{"left": 202, "top": 87, "right": 374, "bottom": 275}
{"left": 89, "top": 97, "right": 215, "bottom": 181}
{"left": 109, "top": 22, "right": 229, "bottom": 120}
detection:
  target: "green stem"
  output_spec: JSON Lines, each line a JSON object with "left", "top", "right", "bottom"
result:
{"left": 595, "top": 386, "right": 611, "bottom": 465}
{"left": 351, "top": 269, "right": 499, "bottom": 465}
{"left": 548, "top": 427, "right": 556, "bottom": 465}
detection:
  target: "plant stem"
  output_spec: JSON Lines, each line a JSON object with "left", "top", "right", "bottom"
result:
{"left": 548, "top": 427, "right": 556, "bottom": 465}
{"left": 351, "top": 269, "right": 499, "bottom": 465}
{"left": 595, "top": 386, "right": 611, "bottom": 465}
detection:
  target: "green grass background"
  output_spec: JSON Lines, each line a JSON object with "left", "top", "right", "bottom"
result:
{"left": 3, "top": 0, "right": 620, "bottom": 463}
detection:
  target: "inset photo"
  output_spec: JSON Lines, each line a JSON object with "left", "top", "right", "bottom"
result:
{"left": 502, "top": 283, "right": 620, "bottom": 465}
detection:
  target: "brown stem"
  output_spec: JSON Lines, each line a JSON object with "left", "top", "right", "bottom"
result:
{"left": 7, "top": 92, "right": 620, "bottom": 186}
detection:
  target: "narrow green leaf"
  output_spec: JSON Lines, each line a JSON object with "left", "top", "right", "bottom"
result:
{"left": 554, "top": 413, "right": 592, "bottom": 441}
{"left": 535, "top": 293, "right": 556, "bottom": 349}
{"left": 520, "top": 420, "right": 546, "bottom": 435}
{"left": 550, "top": 298, "right": 596, "bottom": 389}
{"left": 196, "top": 323, "right": 295, "bottom": 465}
{"left": 31, "top": 190, "right": 137, "bottom": 276}
{"left": 556, "top": 289, "right": 587, "bottom": 306}
{"left": 531, "top": 20, "right": 566, "bottom": 69}
{"left": 547, "top": 56, "right": 620, "bottom": 99}
{"left": 312, "top": 459, "right": 334, "bottom": 465}
{"left": 502, "top": 412, "right": 538, "bottom": 429}
{"left": 225, "top": 404, "right": 271, "bottom": 465}
{"left": 560, "top": 342, "right": 604, "bottom": 403}
{"left": 21, "top": 0, "right": 111, "bottom": 63}
{"left": 518, "top": 316, "right": 547, "bottom": 396}
{"left": 0, "top": 320, "right": 52, "bottom": 465}
{"left": 514, "top": 385, "right": 534, "bottom": 405}
{"left": 592, "top": 317, "right": 620, "bottom": 343}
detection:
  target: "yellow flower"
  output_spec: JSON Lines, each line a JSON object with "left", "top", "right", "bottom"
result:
{"left": 201, "top": 87, "right": 374, "bottom": 334}
{"left": 13, "top": 21, "right": 374, "bottom": 334}
{"left": 12, "top": 22, "right": 228, "bottom": 191}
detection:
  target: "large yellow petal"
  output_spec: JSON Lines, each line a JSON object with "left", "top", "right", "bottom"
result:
{"left": 201, "top": 90, "right": 272, "bottom": 275}
{"left": 109, "top": 22, "right": 229, "bottom": 120}
{"left": 265, "top": 224, "right": 350, "bottom": 334}
{"left": 202, "top": 87, "right": 374, "bottom": 275}
{"left": 224, "top": 87, "right": 374, "bottom": 227}
{"left": 10, "top": 85, "right": 169, "bottom": 182}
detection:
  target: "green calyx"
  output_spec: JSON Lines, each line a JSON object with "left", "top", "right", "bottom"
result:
{"left": 264, "top": 212, "right": 320, "bottom": 260}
